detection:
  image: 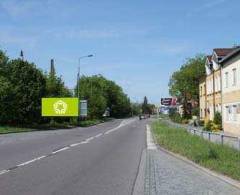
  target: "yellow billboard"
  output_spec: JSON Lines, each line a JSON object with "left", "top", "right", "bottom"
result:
{"left": 42, "top": 98, "right": 79, "bottom": 116}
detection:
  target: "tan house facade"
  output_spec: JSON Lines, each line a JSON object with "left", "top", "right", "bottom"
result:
{"left": 199, "top": 77, "right": 206, "bottom": 121}
{"left": 221, "top": 48, "right": 240, "bottom": 136}
{"left": 200, "top": 48, "right": 235, "bottom": 122}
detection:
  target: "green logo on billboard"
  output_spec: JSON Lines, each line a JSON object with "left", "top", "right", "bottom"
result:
{"left": 42, "top": 98, "right": 79, "bottom": 116}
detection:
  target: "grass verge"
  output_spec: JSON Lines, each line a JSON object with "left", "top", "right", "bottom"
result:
{"left": 0, "top": 118, "right": 113, "bottom": 134}
{"left": 0, "top": 126, "right": 34, "bottom": 134}
{"left": 151, "top": 120, "right": 240, "bottom": 181}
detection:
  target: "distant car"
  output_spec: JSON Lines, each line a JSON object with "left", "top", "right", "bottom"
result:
{"left": 139, "top": 114, "right": 145, "bottom": 120}
{"left": 139, "top": 114, "right": 150, "bottom": 120}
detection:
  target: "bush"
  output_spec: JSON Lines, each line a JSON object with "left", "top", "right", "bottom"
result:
{"left": 198, "top": 120, "right": 204, "bottom": 126}
{"left": 204, "top": 120, "right": 213, "bottom": 131}
{"left": 204, "top": 119, "right": 221, "bottom": 132}
{"left": 213, "top": 112, "right": 222, "bottom": 129}
{"left": 181, "top": 119, "right": 189, "bottom": 124}
{"left": 192, "top": 107, "right": 199, "bottom": 116}
{"left": 169, "top": 112, "right": 182, "bottom": 123}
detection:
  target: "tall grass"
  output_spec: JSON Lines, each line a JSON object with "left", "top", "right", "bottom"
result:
{"left": 152, "top": 121, "right": 240, "bottom": 181}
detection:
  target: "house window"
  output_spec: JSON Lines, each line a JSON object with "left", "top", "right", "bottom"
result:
{"left": 233, "top": 105, "right": 237, "bottom": 121}
{"left": 200, "top": 86, "right": 202, "bottom": 96}
{"left": 215, "top": 76, "right": 218, "bottom": 91}
{"left": 226, "top": 106, "right": 229, "bottom": 121}
{"left": 232, "top": 68, "right": 236, "bottom": 86}
{"left": 225, "top": 72, "right": 228, "bottom": 88}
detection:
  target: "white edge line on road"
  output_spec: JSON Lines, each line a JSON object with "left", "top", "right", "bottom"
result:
{"left": 146, "top": 124, "right": 157, "bottom": 150}
{"left": 94, "top": 133, "right": 103, "bottom": 138}
{"left": 104, "top": 118, "right": 136, "bottom": 135}
{"left": 80, "top": 140, "right": 89, "bottom": 144}
{"left": 85, "top": 137, "right": 94, "bottom": 142}
{"left": 0, "top": 170, "right": 9, "bottom": 175}
{"left": 52, "top": 146, "right": 69, "bottom": 154}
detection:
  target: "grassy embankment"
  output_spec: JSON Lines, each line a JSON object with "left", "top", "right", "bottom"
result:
{"left": 0, "top": 119, "right": 109, "bottom": 134}
{"left": 151, "top": 120, "right": 240, "bottom": 181}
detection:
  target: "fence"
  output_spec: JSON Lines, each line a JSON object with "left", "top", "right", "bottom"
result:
{"left": 187, "top": 127, "right": 240, "bottom": 151}
{"left": 161, "top": 119, "right": 240, "bottom": 151}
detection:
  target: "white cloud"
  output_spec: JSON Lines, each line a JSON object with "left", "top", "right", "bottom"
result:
{"left": 47, "top": 29, "right": 120, "bottom": 40}
{"left": 202, "top": 0, "right": 226, "bottom": 9}
{"left": 187, "top": 0, "right": 227, "bottom": 16}
{"left": 0, "top": 31, "right": 38, "bottom": 48}
{"left": 0, "top": 0, "right": 43, "bottom": 17}
{"left": 128, "top": 39, "right": 191, "bottom": 56}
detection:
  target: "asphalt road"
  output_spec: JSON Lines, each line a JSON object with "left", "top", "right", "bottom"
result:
{"left": 0, "top": 118, "right": 239, "bottom": 195}
{"left": 0, "top": 118, "right": 146, "bottom": 195}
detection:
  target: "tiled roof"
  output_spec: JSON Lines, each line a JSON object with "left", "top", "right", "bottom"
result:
{"left": 213, "top": 48, "right": 236, "bottom": 57}
{"left": 220, "top": 47, "right": 240, "bottom": 64}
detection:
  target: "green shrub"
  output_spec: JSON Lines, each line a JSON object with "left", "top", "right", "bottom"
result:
{"left": 192, "top": 107, "right": 199, "bottom": 116}
{"left": 198, "top": 120, "right": 204, "bottom": 126}
{"left": 204, "top": 120, "right": 213, "bottom": 131}
{"left": 169, "top": 108, "right": 183, "bottom": 123}
{"left": 181, "top": 119, "right": 189, "bottom": 124}
{"left": 213, "top": 112, "right": 222, "bottom": 129}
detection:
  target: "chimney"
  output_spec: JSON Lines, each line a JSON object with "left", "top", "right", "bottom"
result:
{"left": 50, "top": 59, "right": 55, "bottom": 75}
{"left": 51, "top": 59, "right": 54, "bottom": 67}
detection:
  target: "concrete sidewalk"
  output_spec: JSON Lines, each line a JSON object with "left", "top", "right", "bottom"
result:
{"left": 137, "top": 124, "right": 240, "bottom": 195}
{"left": 144, "top": 149, "right": 240, "bottom": 195}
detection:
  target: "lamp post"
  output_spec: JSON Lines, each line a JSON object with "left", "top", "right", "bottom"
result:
{"left": 77, "top": 54, "right": 93, "bottom": 122}
{"left": 77, "top": 55, "right": 93, "bottom": 99}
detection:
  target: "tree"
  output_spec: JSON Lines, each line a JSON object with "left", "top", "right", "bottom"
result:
{"left": 168, "top": 55, "right": 206, "bottom": 118}
{"left": 131, "top": 103, "right": 141, "bottom": 115}
{"left": 142, "top": 96, "right": 148, "bottom": 114}
{"left": 75, "top": 75, "right": 132, "bottom": 119}
{"left": 0, "top": 59, "right": 46, "bottom": 124}
{"left": 45, "top": 60, "right": 72, "bottom": 97}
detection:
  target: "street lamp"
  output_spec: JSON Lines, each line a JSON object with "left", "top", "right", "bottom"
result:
{"left": 76, "top": 54, "right": 93, "bottom": 123}
{"left": 77, "top": 54, "right": 94, "bottom": 99}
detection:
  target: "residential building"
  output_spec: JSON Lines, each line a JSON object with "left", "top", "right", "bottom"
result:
{"left": 200, "top": 48, "right": 235, "bottom": 122}
{"left": 221, "top": 48, "right": 240, "bottom": 136}
{"left": 199, "top": 77, "right": 206, "bottom": 121}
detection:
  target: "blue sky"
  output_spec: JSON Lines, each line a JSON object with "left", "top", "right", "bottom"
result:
{"left": 0, "top": 0, "right": 239, "bottom": 104}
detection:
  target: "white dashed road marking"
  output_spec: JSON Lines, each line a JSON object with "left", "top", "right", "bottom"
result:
{"left": 0, "top": 118, "right": 136, "bottom": 176}
{"left": 52, "top": 146, "right": 69, "bottom": 154}
{"left": 70, "top": 143, "right": 81, "bottom": 147}
{"left": 17, "top": 156, "right": 46, "bottom": 167}
{"left": 0, "top": 170, "right": 9, "bottom": 175}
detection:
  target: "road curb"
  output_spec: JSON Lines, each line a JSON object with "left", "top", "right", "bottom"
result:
{"left": 149, "top": 124, "right": 240, "bottom": 190}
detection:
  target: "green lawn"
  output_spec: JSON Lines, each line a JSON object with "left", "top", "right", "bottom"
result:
{"left": 0, "top": 126, "right": 34, "bottom": 134}
{"left": 151, "top": 120, "right": 240, "bottom": 181}
{"left": 0, "top": 119, "right": 106, "bottom": 134}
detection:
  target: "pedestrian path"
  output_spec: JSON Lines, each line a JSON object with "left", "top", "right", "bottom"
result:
{"left": 144, "top": 149, "right": 240, "bottom": 195}
{"left": 143, "top": 123, "right": 240, "bottom": 195}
